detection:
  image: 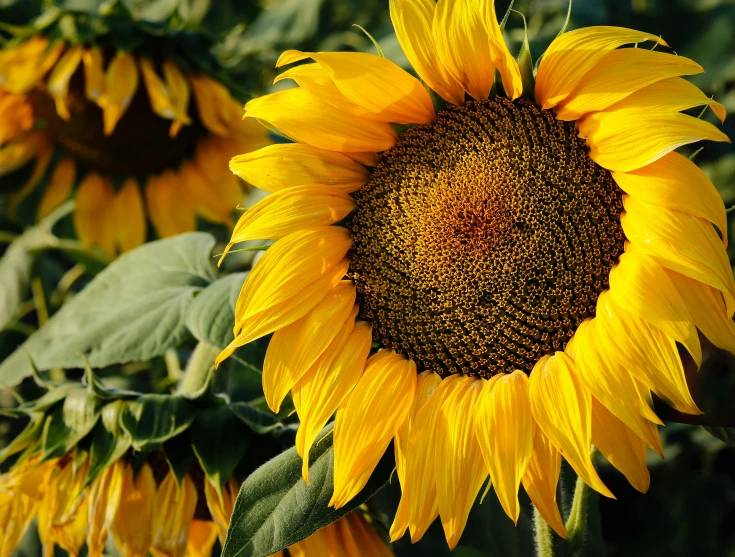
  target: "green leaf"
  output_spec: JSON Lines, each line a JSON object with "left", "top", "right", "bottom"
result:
{"left": 121, "top": 393, "right": 198, "bottom": 451}
{"left": 85, "top": 400, "right": 132, "bottom": 486}
{"left": 13, "top": 382, "right": 79, "bottom": 414}
{"left": 186, "top": 273, "right": 245, "bottom": 349}
{"left": 703, "top": 426, "right": 735, "bottom": 446}
{"left": 41, "top": 388, "right": 100, "bottom": 460}
{"left": 222, "top": 423, "right": 393, "bottom": 557}
{"left": 516, "top": 11, "right": 535, "bottom": 100}
{"left": 0, "top": 233, "right": 216, "bottom": 388}
{"left": 229, "top": 402, "right": 284, "bottom": 435}
{"left": 163, "top": 430, "right": 197, "bottom": 485}
{"left": 122, "top": 0, "right": 179, "bottom": 21}
{"left": 178, "top": 0, "right": 211, "bottom": 24}
{"left": 0, "top": 204, "right": 67, "bottom": 332}
{"left": 190, "top": 405, "right": 250, "bottom": 489}
{"left": 0, "top": 411, "right": 45, "bottom": 464}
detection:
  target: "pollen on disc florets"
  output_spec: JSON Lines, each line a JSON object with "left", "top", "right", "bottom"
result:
{"left": 345, "top": 97, "right": 625, "bottom": 379}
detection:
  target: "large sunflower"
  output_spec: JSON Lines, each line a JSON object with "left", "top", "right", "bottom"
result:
{"left": 216, "top": 0, "right": 732, "bottom": 549}
{"left": 0, "top": 16, "right": 267, "bottom": 257}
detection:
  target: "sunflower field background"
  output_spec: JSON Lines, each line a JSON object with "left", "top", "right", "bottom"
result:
{"left": 1, "top": 0, "right": 734, "bottom": 557}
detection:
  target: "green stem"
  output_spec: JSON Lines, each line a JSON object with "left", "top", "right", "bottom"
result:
{"left": 534, "top": 505, "right": 556, "bottom": 557}
{"left": 565, "top": 448, "right": 600, "bottom": 552}
{"left": 177, "top": 342, "right": 219, "bottom": 395}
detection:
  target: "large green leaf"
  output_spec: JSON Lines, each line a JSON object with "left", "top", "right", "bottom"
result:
{"left": 0, "top": 233, "right": 216, "bottom": 387}
{"left": 41, "top": 388, "right": 100, "bottom": 460}
{"left": 222, "top": 423, "right": 393, "bottom": 557}
{"left": 121, "top": 393, "right": 198, "bottom": 451}
{"left": 186, "top": 273, "right": 245, "bottom": 349}
{"left": 190, "top": 405, "right": 250, "bottom": 489}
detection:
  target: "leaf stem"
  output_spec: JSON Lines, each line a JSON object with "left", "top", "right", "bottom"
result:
{"left": 565, "top": 448, "right": 599, "bottom": 552}
{"left": 177, "top": 342, "right": 219, "bottom": 395}
{"left": 534, "top": 505, "right": 556, "bottom": 557}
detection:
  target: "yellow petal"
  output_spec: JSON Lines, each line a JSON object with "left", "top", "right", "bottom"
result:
{"left": 230, "top": 143, "right": 369, "bottom": 194}
{"left": 87, "top": 461, "right": 125, "bottom": 557}
{"left": 474, "top": 370, "right": 534, "bottom": 524}
{"left": 535, "top": 26, "right": 667, "bottom": 109}
{"left": 8, "top": 139, "right": 52, "bottom": 220}
{"left": 608, "top": 252, "right": 701, "bottom": 366}
{"left": 0, "top": 131, "right": 49, "bottom": 176}
{"left": 233, "top": 226, "right": 352, "bottom": 330}
{"left": 221, "top": 185, "right": 355, "bottom": 263}
{"left": 591, "top": 397, "right": 650, "bottom": 493}
{"left": 581, "top": 108, "right": 730, "bottom": 172}
{"left": 151, "top": 473, "right": 197, "bottom": 557}
{"left": 188, "top": 74, "right": 242, "bottom": 137}
{"left": 48, "top": 46, "right": 83, "bottom": 120}
{"left": 180, "top": 161, "right": 232, "bottom": 226}
{"left": 555, "top": 49, "right": 703, "bottom": 121}
{"left": 569, "top": 318, "right": 663, "bottom": 456}
{"left": 204, "top": 478, "right": 239, "bottom": 544}
{"left": 621, "top": 195, "right": 735, "bottom": 313}
{"left": 74, "top": 173, "right": 117, "bottom": 257}
{"left": 83, "top": 47, "right": 105, "bottom": 103}
{"left": 0, "top": 91, "right": 34, "bottom": 144}
{"left": 605, "top": 76, "right": 726, "bottom": 124}
{"left": 483, "top": 0, "right": 523, "bottom": 100}
{"left": 193, "top": 136, "right": 244, "bottom": 215}
{"left": 435, "top": 377, "right": 487, "bottom": 549}
{"left": 521, "top": 429, "right": 567, "bottom": 539}
{"left": 339, "top": 512, "right": 394, "bottom": 557}
{"left": 0, "top": 39, "right": 63, "bottom": 94}
{"left": 113, "top": 177, "right": 147, "bottom": 253}
{"left": 330, "top": 351, "right": 417, "bottom": 508}
{"left": 263, "top": 281, "right": 357, "bottom": 412}
{"left": 293, "top": 317, "right": 371, "bottom": 484}
{"left": 612, "top": 151, "right": 727, "bottom": 245}
{"left": 162, "top": 61, "right": 192, "bottom": 137}
{"left": 528, "top": 352, "right": 614, "bottom": 498}
{"left": 110, "top": 463, "right": 154, "bottom": 557}
{"left": 277, "top": 50, "right": 435, "bottom": 124}
{"left": 140, "top": 59, "right": 190, "bottom": 128}
{"left": 392, "top": 375, "right": 461, "bottom": 543}
{"left": 244, "top": 87, "right": 397, "bottom": 153}
{"left": 217, "top": 258, "right": 350, "bottom": 366}
{"left": 595, "top": 291, "right": 700, "bottom": 415}
{"left": 184, "top": 521, "right": 218, "bottom": 557}
{"left": 666, "top": 270, "right": 735, "bottom": 355}
{"left": 101, "top": 52, "right": 139, "bottom": 135}
{"left": 389, "top": 0, "right": 464, "bottom": 105}
{"left": 38, "top": 158, "right": 75, "bottom": 220}
{"left": 145, "top": 170, "right": 197, "bottom": 238}
{"left": 390, "top": 370, "right": 443, "bottom": 541}
{"left": 433, "top": 0, "right": 494, "bottom": 101}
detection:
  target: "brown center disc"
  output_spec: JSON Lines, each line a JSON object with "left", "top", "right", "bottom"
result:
{"left": 346, "top": 97, "right": 625, "bottom": 378}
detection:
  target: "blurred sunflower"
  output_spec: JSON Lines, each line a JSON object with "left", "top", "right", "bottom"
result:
{"left": 0, "top": 13, "right": 268, "bottom": 257}
{"left": 215, "top": 0, "right": 734, "bottom": 550}
{"left": 0, "top": 451, "right": 391, "bottom": 557}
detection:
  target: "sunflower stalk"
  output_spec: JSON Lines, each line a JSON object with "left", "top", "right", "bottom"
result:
{"left": 534, "top": 505, "right": 556, "bottom": 557}
{"left": 564, "top": 448, "right": 600, "bottom": 554}
{"left": 177, "top": 342, "right": 220, "bottom": 395}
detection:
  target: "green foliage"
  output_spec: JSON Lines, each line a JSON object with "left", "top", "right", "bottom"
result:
{"left": 86, "top": 399, "right": 132, "bottom": 485}
{"left": 120, "top": 393, "right": 197, "bottom": 451}
{"left": 186, "top": 272, "right": 245, "bottom": 350}
{"left": 0, "top": 233, "right": 215, "bottom": 387}
{"left": 223, "top": 424, "right": 394, "bottom": 557}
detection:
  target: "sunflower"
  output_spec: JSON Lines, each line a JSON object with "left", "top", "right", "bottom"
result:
{"left": 0, "top": 451, "right": 391, "bottom": 557}
{"left": 0, "top": 21, "right": 268, "bottom": 257}
{"left": 215, "top": 0, "right": 732, "bottom": 550}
